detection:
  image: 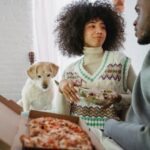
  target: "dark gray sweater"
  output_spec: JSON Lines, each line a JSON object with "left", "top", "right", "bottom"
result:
{"left": 104, "top": 50, "right": 150, "bottom": 150}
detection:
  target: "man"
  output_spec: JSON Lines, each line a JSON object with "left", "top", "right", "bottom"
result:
{"left": 104, "top": 0, "right": 150, "bottom": 150}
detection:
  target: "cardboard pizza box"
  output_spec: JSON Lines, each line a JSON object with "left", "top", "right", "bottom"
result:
{"left": 12, "top": 110, "right": 105, "bottom": 150}
{"left": 0, "top": 95, "right": 22, "bottom": 150}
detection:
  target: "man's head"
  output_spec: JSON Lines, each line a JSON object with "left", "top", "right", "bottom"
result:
{"left": 134, "top": 0, "right": 150, "bottom": 44}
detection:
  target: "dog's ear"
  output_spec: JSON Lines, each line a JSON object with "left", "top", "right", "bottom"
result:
{"left": 27, "top": 64, "right": 37, "bottom": 79}
{"left": 49, "top": 63, "right": 59, "bottom": 77}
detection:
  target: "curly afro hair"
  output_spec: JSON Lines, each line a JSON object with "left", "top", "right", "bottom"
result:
{"left": 55, "top": 0, "right": 125, "bottom": 57}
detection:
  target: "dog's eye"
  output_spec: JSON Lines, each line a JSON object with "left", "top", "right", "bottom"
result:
{"left": 47, "top": 74, "right": 51, "bottom": 77}
{"left": 38, "top": 75, "right": 41, "bottom": 78}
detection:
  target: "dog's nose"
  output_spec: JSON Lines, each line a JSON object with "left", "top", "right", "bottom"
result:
{"left": 43, "top": 84, "right": 48, "bottom": 89}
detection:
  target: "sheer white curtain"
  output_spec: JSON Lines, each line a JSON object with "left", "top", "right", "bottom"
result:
{"left": 32, "top": 0, "right": 79, "bottom": 80}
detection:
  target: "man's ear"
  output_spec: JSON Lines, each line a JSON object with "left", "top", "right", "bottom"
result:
{"left": 49, "top": 63, "right": 59, "bottom": 77}
{"left": 27, "top": 64, "right": 37, "bottom": 79}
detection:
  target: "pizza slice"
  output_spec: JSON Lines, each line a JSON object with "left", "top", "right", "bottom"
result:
{"left": 78, "top": 87, "right": 121, "bottom": 108}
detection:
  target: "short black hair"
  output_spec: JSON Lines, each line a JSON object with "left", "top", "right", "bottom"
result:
{"left": 55, "top": 0, "right": 125, "bottom": 57}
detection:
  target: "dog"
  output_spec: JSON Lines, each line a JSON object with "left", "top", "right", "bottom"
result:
{"left": 18, "top": 62, "right": 59, "bottom": 112}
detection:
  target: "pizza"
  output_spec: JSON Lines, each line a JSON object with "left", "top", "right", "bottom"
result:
{"left": 78, "top": 87, "right": 121, "bottom": 108}
{"left": 20, "top": 116, "right": 93, "bottom": 150}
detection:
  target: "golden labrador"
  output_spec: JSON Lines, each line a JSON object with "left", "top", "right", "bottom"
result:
{"left": 19, "top": 62, "right": 59, "bottom": 112}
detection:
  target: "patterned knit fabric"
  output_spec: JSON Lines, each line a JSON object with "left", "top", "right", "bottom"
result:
{"left": 61, "top": 50, "right": 131, "bottom": 129}
{"left": 81, "top": 116, "right": 107, "bottom": 129}
{"left": 71, "top": 103, "right": 117, "bottom": 129}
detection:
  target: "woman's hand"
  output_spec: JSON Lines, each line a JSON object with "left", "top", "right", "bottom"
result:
{"left": 59, "top": 79, "right": 79, "bottom": 103}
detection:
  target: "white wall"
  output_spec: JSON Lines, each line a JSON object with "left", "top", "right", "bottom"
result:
{"left": 0, "top": 0, "right": 33, "bottom": 100}
{"left": 123, "top": 0, "right": 149, "bottom": 74}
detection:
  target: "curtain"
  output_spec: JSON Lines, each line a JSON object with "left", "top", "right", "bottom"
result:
{"left": 32, "top": 0, "right": 79, "bottom": 80}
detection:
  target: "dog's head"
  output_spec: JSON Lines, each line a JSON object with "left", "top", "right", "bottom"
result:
{"left": 27, "top": 62, "right": 59, "bottom": 91}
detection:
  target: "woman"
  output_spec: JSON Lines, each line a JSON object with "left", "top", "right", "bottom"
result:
{"left": 54, "top": 0, "right": 136, "bottom": 129}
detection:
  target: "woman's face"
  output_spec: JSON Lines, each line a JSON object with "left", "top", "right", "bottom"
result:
{"left": 83, "top": 19, "right": 107, "bottom": 47}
